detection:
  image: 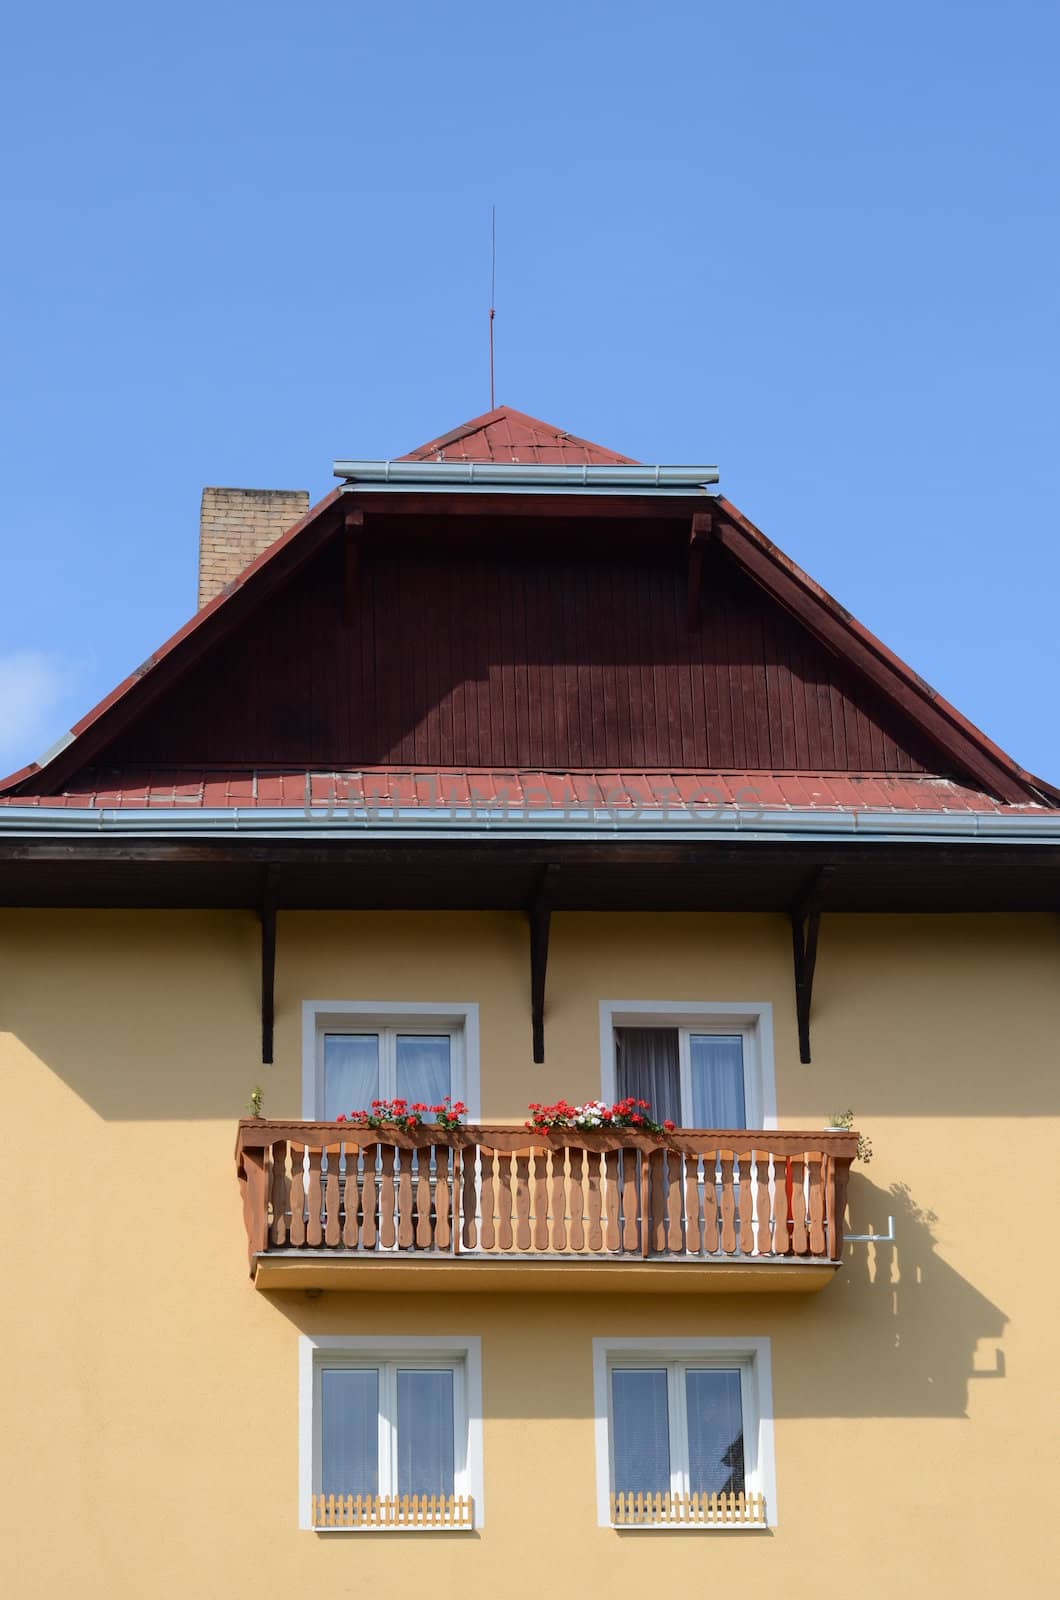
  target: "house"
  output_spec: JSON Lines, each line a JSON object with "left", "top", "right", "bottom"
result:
{"left": 2, "top": 405, "right": 1057, "bottom": 1594}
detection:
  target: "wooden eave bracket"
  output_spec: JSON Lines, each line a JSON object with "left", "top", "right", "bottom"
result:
{"left": 528, "top": 864, "right": 560, "bottom": 1064}
{"left": 790, "top": 866, "right": 835, "bottom": 1064}
{"left": 687, "top": 511, "right": 714, "bottom": 630}
{"left": 344, "top": 509, "right": 364, "bottom": 626}
{"left": 259, "top": 866, "right": 278, "bottom": 1065}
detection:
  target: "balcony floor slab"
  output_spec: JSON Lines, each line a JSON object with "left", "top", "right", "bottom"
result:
{"left": 251, "top": 1252, "right": 839, "bottom": 1293}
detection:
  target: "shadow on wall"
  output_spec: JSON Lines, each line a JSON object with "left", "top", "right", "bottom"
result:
{"left": 779, "top": 1172, "right": 1009, "bottom": 1419}
{"left": 263, "top": 1173, "right": 1007, "bottom": 1423}
{"left": 4, "top": 910, "right": 1059, "bottom": 1122}
{"left": 0, "top": 908, "right": 535, "bottom": 1122}
{"left": 0, "top": 910, "right": 265, "bottom": 1121}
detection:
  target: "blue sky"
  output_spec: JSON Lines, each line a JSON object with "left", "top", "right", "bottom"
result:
{"left": 1, "top": 2, "right": 1057, "bottom": 781}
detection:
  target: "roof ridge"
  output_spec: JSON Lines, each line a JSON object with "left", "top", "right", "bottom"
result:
{"left": 400, "top": 404, "right": 638, "bottom": 464}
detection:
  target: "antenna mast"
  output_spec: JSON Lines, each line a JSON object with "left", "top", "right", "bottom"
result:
{"left": 489, "top": 204, "right": 496, "bottom": 410}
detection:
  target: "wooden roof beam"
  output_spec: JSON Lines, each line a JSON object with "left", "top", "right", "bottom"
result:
{"left": 343, "top": 509, "right": 364, "bottom": 626}
{"left": 790, "top": 865, "right": 835, "bottom": 1064}
{"left": 687, "top": 511, "right": 714, "bottom": 630}
{"left": 528, "top": 864, "right": 560, "bottom": 1064}
{"left": 259, "top": 866, "right": 278, "bottom": 1065}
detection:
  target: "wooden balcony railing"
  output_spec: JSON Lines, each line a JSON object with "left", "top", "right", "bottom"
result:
{"left": 236, "top": 1121, "right": 856, "bottom": 1276}
{"left": 313, "top": 1493, "right": 473, "bottom": 1530}
{"left": 610, "top": 1491, "right": 766, "bottom": 1528}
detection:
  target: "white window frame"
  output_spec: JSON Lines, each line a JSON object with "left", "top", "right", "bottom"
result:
{"left": 599, "top": 1000, "right": 776, "bottom": 1130}
{"left": 299, "top": 1335, "right": 484, "bottom": 1530}
{"left": 302, "top": 1001, "right": 480, "bottom": 1121}
{"left": 592, "top": 1337, "right": 776, "bottom": 1529}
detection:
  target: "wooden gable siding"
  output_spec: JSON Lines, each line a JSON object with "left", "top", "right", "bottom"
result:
{"left": 97, "top": 527, "right": 946, "bottom": 774}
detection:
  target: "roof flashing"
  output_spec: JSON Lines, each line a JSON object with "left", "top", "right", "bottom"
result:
{"left": 34, "top": 730, "right": 76, "bottom": 766}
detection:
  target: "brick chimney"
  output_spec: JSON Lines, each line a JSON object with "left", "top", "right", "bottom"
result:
{"left": 198, "top": 487, "right": 310, "bottom": 608}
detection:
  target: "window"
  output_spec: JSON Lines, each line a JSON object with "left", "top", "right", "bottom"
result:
{"left": 600, "top": 1003, "right": 775, "bottom": 1130}
{"left": 614, "top": 1029, "right": 746, "bottom": 1127}
{"left": 322, "top": 1030, "right": 453, "bottom": 1121}
{"left": 611, "top": 1363, "right": 744, "bottom": 1496}
{"left": 300, "top": 1337, "right": 483, "bottom": 1530}
{"left": 321, "top": 1361, "right": 457, "bottom": 1498}
{"left": 593, "top": 1339, "right": 776, "bottom": 1529}
{"left": 302, "top": 1003, "right": 479, "bottom": 1121}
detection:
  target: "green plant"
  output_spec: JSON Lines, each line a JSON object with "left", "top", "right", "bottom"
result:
{"left": 827, "top": 1108, "right": 872, "bottom": 1164}
{"left": 247, "top": 1085, "right": 264, "bottom": 1117}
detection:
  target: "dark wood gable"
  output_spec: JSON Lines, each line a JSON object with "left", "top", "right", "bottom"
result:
{"left": 94, "top": 512, "right": 952, "bottom": 777}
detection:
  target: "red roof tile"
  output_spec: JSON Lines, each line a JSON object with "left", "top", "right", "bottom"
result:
{"left": 0, "top": 768, "right": 1048, "bottom": 816}
{"left": 400, "top": 405, "right": 637, "bottom": 465}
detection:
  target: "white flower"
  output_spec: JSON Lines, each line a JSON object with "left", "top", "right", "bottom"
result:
{"left": 573, "top": 1099, "right": 608, "bottom": 1128}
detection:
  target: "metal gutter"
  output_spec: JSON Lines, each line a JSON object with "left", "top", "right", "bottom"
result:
{"left": 1, "top": 806, "right": 1059, "bottom": 844}
{"left": 332, "top": 460, "right": 720, "bottom": 489}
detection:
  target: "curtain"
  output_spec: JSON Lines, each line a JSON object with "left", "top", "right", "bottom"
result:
{"left": 614, "top": 1029, "right": 681, "bottom": 1126}
{"left": 611, "top": 1369, "right": 670, "bottom": 1494}
{"left": 689, "top": 1035, "right": 746, "bottom": 1128}
{"left": 321, "top": 1368, "right": 379, "bottom": 1496}
{"left": 396, "top": 1035, "right": 452, "bottom": 1114}
{"left": 397, "top": 1369, "right": 455, "bottom": 1496}
{"left": 323, "top": 1034, "right": 380, "bottom": 1120}
{"left": 685, "top": 1368, "right": 744, "bottom": 1495}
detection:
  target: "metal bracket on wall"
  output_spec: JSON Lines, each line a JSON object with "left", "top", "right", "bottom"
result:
{"left": 528, "top": 863, "right": 560, "bottom": 1064}
{"left": 845, "top": 1216, "right": 896, "bottom": 1245}
{"left": 259, "top": 865, "right": 278, "bottom": 1065}
{"left": 789, "top": 864, "right": 835, "bottom": 1064}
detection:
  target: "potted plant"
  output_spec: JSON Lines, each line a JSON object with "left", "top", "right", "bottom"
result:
{"left": 825, "top": 1108, "right": 873, "bottom": 1163}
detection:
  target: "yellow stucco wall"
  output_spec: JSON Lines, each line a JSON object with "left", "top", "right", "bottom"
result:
{"left": 1, "top": 907, "right": 1057, "bottom": 1597}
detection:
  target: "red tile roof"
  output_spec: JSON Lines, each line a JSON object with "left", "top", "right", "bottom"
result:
{"left": 400, "top": 405, "right": 637, "bottom": 465}
{"left": 0, "top": 768, "right": 1048, "bottom": 815}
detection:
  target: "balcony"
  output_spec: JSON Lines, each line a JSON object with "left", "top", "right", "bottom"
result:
{"left": 236, "top": 1121, "right": 857, "bottom": 1292}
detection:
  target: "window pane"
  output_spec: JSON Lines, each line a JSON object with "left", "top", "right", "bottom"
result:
{"left": 611, "top": 1368, "right": 670, "bottom": 1494}
{"left": 396, "top": 1035, "right": 451, "bottom": 1115}
{"left": 320, "top": 1368, "right": 379, "bottom": 1496}
{"left": 614, "top": 1029, "right": 681, "bottom": 1126}
{"left": 323, "top": 1034, "right": 380, "bottom": 1120}
{"left": 689, "top": 1035, "right": 746, "bottom": 1128}
{"left": 685, "top": 1368, "right": 745, "bottom": 1495}
{"left": 397, "top": 1369, "right": 455, "bottom": 1496}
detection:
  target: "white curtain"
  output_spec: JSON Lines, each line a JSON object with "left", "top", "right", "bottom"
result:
{"left": 396, "top": 1035, "right": 451, "bottom": 1114}
{"left": 689, "top": 1035, "right": 746, "bottom": 1127}
{"left": 685, "top": 1368, "right": 744, "bottom": 1495}
{"left": 323, "top": 1034, "right": 379, "bottom": 1120}
{"left": 320, "top": 1367, "right": 379, "bottom": 1496}
{"left": 397, "top": 1369, "right": 455, "bottom": 1496}
{"left": 614, "top": 1029, "right": 681, "bottom": 1125}
{"left": 611, "top": 1368, "right": 671, "bottom": 1494}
